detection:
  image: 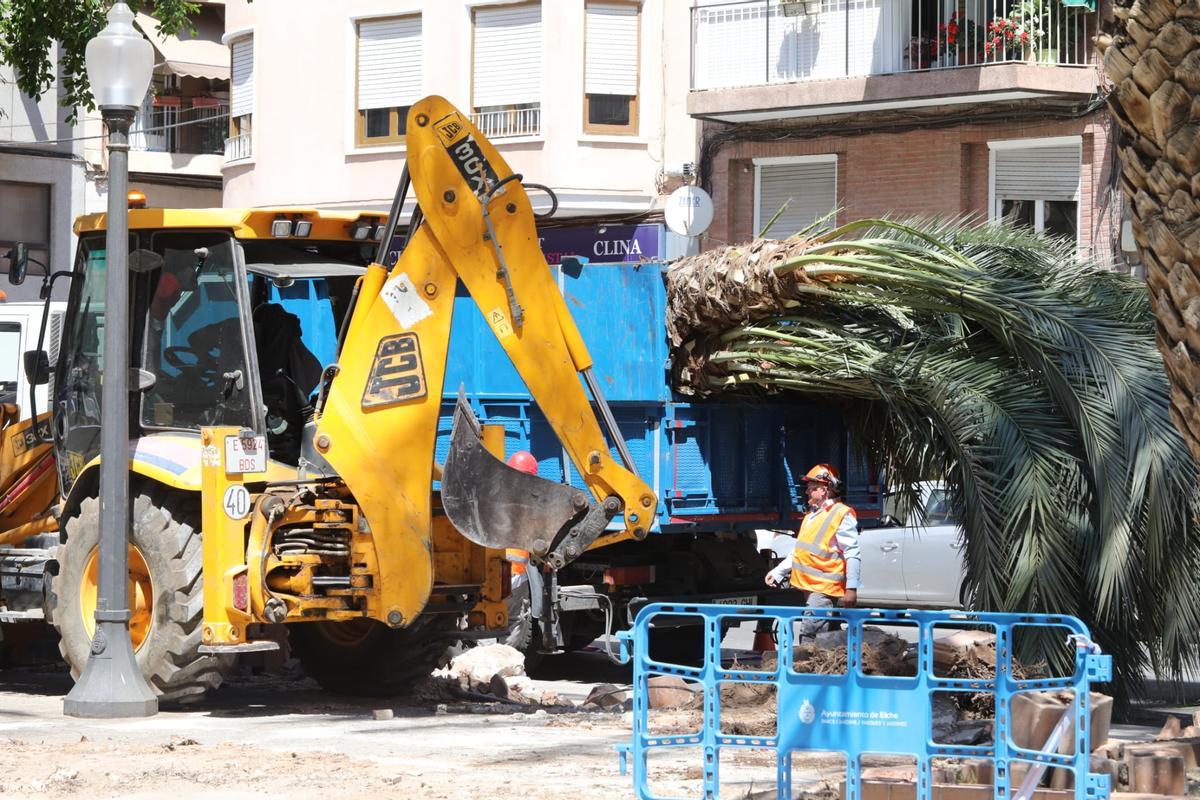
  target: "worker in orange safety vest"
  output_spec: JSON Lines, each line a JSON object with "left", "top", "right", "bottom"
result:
{"left": 764, "top": 463, "right": 861, "bottom": 644}
{"left": 505, "top": 450, "right": 539, "bottom": 583}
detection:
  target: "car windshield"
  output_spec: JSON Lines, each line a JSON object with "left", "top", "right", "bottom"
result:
{"left": 141, "top": 232, "right": 253, "bottom": 430}
{"left": 882, "top": 485, "right": 957, "bottom": 526}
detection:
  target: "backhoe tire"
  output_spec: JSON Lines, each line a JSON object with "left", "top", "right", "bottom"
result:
{"left": 503, "top": 580, "right": 545, "bottom": 671}
{"left": 50, "top": 492, "right": 235, "bottom": 705}
{"left": 288, "top": 614, "right": 460, "bottom": 696}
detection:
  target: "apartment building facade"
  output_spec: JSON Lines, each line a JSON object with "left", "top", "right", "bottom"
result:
{"left": 0, "top": 49, "right": 86, "bottom": 299}
{"left": 80, "top": 0, "right": 229, "bottom": 211}
{"left": 1, "top": 1, "right": 228, "bottom": 304}
{"left": 688, "top": 0, "right": 1125, "bottom": 266}
{"left": 219, "top": 0, "right": 698, "bottom": 260}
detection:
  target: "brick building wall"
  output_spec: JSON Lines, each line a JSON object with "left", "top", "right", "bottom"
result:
{"left": 703, "top": 109, "right": 1119, "bottom": 267}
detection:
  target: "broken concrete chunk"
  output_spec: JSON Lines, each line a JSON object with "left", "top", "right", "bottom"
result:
{"left": 582, "top": 682, "right": 630, "bottom": 710}
{"left": 646, "top": 675, "right": 698, "bottom": 709}
{"left": 1128, "top": 750, "right": 1186, "bottom": 795}
{"left": 447, "top": 644, "right": 526, "bottom": 691}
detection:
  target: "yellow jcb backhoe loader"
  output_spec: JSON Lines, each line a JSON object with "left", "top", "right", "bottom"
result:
{"left": 1, "top": 95, "right": 655, "bottom": 701}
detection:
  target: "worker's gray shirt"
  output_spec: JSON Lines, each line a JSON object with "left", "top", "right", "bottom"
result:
{"left": 768, "top": 503, "right": 861, "bottom": 589}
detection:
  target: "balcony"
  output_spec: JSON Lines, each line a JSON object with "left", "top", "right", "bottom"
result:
{"left": 224, "top": 133, "right": 252, "bottom": 163}
{"left": 131, "top": 96, "right": 228, "bottom": 156}
{"left": 689, "top": 0, "right": 1098, "bottom": 122}
{"left": 471, "top": 104, "right": 542, "bottom": 139}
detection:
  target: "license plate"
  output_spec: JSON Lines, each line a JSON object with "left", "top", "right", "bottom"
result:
{"left": 713, "top": 595, "right": 756, "bottom": 606}
{"left": 225, "top": 434, "right": 266, "bottom": 474}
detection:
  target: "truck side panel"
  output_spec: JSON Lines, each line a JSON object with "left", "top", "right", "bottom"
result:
{"left": 439, "top": 260, "right": 880, "bottom": 533}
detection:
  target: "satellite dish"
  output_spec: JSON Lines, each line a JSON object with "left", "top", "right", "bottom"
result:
{"left": 665, "top": 185, "right": 714, "bottom": 237}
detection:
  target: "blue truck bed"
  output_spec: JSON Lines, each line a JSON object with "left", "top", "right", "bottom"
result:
{"left": 436, "top": 260, "right": 881, "bottom": 533}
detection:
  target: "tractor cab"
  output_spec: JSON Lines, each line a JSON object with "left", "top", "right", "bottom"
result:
{"left": 33, "top": 209, "right": 380, "bottom": 493}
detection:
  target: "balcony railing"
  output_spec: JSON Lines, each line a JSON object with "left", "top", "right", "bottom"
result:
{"left": 691, "top": 0, "right": 1096, "bottom": 91}
{"left": 224, "top": 133, "right": 252, "bottom": 162}
{"left": 130, "top": 96, "right": 228, "bottom": 156}
{"left": 471, "top": 105, "right": 542, "bottom": 139}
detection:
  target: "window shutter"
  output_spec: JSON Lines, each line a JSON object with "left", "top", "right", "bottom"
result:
{"left": 756, "top": 160, "right": 837, "bottom": 239}
{"left": 585, "top": 3, "right": 638, "bottom": 96}
{"left": 994, "top": 144, "right": 1080, "bottom": 201}
{"left": 357, "top": 17, "right": 422, "bottom": 111}
{"left": 473, "top": 4, "right": 542, "bottom": 108}
{"left": 230, "top": 37, "right": 254, "bottom": 118}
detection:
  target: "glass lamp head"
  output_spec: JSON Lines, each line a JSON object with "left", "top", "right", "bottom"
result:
{"left": 85, "top": 2, "right": 155, "bottom": 110}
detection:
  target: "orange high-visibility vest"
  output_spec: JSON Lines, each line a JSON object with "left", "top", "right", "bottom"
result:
{"left": 790, "top": 502, "right": 853, "bottom": 597}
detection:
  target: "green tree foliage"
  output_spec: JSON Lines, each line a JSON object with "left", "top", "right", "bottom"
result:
{"left": 0, "top": 0, "right": 198, "bottom": 119}
{"left": 666, "top": 219, "right": 1200, "bottom": 706}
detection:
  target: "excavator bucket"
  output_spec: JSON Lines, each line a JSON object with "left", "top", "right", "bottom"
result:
{"left": 441, "top": 394, "right": 615, "bottom": 566}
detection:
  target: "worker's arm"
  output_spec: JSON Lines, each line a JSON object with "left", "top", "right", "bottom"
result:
{"left": 766, "top": 552, "right": 794, "bottom": 587}
{"left": 834, "top": 509, "right": 861, "bottom": 589}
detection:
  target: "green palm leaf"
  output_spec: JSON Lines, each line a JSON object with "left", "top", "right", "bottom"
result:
{"left": 667, "top": 217, "right": 1200, "bottom": 706}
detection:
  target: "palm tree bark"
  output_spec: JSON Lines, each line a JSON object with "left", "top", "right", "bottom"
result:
{"left": 1101, "top": 0, "right": 1200, "bottom": 465}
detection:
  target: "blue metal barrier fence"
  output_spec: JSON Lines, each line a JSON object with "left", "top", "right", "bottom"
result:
{"left": 615, "top": 604, "right": 1113, "bottom": 800}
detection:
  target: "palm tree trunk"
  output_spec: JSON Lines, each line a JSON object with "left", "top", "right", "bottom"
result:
{"left": 1101, "top": 0, "right": 1200, "bottom": 465}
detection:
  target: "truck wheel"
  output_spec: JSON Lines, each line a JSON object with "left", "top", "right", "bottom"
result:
{"left": 503, "top": 580, "right": 545, "bottom": 670}
{"left": 50, "top": 493, "right": 234, "bottom": 704}
{"left": 289, "top": 614, "right": 459, "bottom": 696}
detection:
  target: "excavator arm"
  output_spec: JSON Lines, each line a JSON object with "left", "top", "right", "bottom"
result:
{"left": 313, "top": 96, "right": 655, "bottom": 625}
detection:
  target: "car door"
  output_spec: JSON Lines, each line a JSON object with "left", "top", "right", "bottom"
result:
{"left": 857, "top": 496, "right": 907, "bottom": 606}
{"left": 900, "top": 487, "right": 965, "bottom": 607}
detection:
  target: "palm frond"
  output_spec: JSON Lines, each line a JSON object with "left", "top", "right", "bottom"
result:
{"left": 666, "top": 217, "right": 1200, "bottom": 706}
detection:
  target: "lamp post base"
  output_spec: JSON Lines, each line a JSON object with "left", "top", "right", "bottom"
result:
{"left": 63, "top": 620, "right": 157, "bottom": 718}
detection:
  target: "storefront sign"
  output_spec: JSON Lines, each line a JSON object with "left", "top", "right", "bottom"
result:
{"left": 538, "top": 224, "right": 663, "bottom": 265}
{"left": 388, "top": 223, "right": 663, "bottom": 268}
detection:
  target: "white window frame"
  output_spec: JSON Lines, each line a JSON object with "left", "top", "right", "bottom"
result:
{"left": 752, "top": 154, "right": 838, "bottom": 238}
{"left": 345, "top": 6, "right": 423, "bottom": 156}
{"left": 469, "top": 1, "right": 544, "bottom": 140}
{"left": 987, "top": 135, "right": 1082, "bottom": 244}
{"left": 582, "top": 0, "right": 642, "bottom": 136}
{"left": 223, "top": 29, "right": 255, "bottom": 164}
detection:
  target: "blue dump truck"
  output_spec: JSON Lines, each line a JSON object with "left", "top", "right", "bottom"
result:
{"left": 435, "top": 229, "right": 881, "bottom": 659}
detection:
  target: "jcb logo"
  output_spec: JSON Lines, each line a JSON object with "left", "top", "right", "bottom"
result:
{"left": 12, "top": 422, "right": 50, "bottom": 456}
{"left": 433, "top": 113, "right": 467, "bottom": 146}
{"left": 362, "top": 333, "right": 427, "bottom": 409}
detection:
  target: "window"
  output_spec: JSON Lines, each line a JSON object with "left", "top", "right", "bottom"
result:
{"left": 141, "top": 232, "right": 253, "bottom": 430}
{"left": 991, "top": 141, "right": 1080, "bottom": 244}
{"left": 356, "top": 15, "right": 422, "bottom": 147}
{"left": 0, "top": 323, "right": 21, "bottom": 396}
{"left": 753, "top": 156, "right": 837, "bottom": 239}
{"left": 472, "top": 3, "right": 542, "bottom": 138}
{"left": 227, "top": 36, "right": 254, "bottom": 160}
{"left": 584, "top": 2, "right": 640, "bottom": 134}
{"left": 0, "top": 181, "right": 51, "bottom": 278}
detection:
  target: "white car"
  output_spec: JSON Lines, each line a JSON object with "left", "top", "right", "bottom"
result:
{"left": 762, "top": 482, "right": 966, "bottom": 609}
{"left": 859, "top": 482, "right": 966, "bottom": 608}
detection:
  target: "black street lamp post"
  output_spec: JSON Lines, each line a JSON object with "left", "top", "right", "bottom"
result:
{"left": 63, "top": 0, "right": 159, "bottom": 718}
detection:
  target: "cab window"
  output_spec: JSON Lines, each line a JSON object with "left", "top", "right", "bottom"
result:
{"left": 141, "top": 232, "right": 253, "bottom": 430}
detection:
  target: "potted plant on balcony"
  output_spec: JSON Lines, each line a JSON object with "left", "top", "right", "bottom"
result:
{"left": 938, "top": 11, "right": 984, "bottom": 65}
{"left": 907, "top": 35, "right": 936, "bottom": 70}
{"left": 985, "top": 0, "right": 1056, "bottom": 63}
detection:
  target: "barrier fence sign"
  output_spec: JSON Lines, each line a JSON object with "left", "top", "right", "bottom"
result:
{"left": 615, "top": 604, "right": 1113, "bottom": 800}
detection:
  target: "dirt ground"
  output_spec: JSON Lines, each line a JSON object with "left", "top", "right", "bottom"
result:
{"left": 0, "top": 654, "right": 739, "bottom": 800}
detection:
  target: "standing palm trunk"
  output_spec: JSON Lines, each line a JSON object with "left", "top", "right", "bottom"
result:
{"left": 1101, "top": 0, "right": 1200, "bottom": 464}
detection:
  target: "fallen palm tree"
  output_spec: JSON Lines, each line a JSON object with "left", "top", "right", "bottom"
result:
{"left": 666, "top": 219, "right": 1200, "bottom": 705}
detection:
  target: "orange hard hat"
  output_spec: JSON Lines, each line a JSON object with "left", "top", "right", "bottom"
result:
{"left": 506, "top": 450, "right": 538, "bottom": 476}
{"left": 802, "top": 463, "right": 841, "bottom": 490}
